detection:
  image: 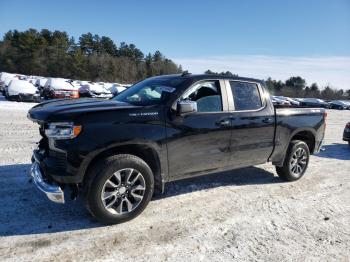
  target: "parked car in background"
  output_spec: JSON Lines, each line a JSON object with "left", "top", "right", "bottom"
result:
{"left": 343, "top": 122, "right": 350, "bottom": 146}
{"left": 329, "top": 100, "right": 349, "bottom": 110}
{"left": 105, "top": 83, "right": 127, "bottom": 96}
{"left": 6, "top": 79, "right": 40, "bottom": 102}
{"left": 0, "top": 72, "right": 16, "bottom": 94}
{"left": 272, "top": 96, "right": 291, "bottom": 106}
{"left": 79, "top": 82, "right": 113, "bottom": 98}
{"left": 298, "top": 98, "right": 330, "bottom": 108}
{"left": 2, "top": 76, "right": 16, "bottom": 96}
{"left": 274, "top": 96, "right": 300, "bottom": 106}
{"left": 284, "top": 97, "right": 301, "bottom": 106}
{"left": 43, "top": 78, "right": 79, "bottom": 99}
{"left": 35, "top": 78, "right": 48, "bottom": 96}
{"left": 343, "top": 101, "right": 350, "bottom": 110}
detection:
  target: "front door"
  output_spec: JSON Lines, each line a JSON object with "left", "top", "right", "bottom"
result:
{"left": 166, "top": 79, "right": 232, "bottom": 179}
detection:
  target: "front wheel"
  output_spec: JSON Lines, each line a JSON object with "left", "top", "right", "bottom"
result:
{"left": 84, "top": 154, "right": 154, "bottom": 224}
{"left": 276, "top": 140, "right": 310, "bottom": 181}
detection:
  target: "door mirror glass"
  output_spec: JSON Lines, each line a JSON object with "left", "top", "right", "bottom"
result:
{"left": 177, "top": 100, "right": 197, "bottom": 115}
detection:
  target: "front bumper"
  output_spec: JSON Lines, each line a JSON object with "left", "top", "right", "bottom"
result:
{"left": 30, "top": 153, "right": 65, "bottom": 204}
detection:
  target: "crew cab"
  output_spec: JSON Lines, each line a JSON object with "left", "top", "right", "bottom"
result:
{"left": 28, "top": 73, "right": 326, "bottom": 224}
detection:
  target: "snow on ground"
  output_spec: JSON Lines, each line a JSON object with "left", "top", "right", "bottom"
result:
{"left": 0, "top": 99, "right": 349, "bottom": 261}
{"left": 0, "top": 95, "right": 37, "bottom": 111}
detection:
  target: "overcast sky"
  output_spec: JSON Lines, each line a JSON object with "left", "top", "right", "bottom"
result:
{"left": 0, "top": 0, "right": 349, "bottom": 89}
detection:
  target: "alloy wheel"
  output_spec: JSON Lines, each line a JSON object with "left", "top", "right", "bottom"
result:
{"left": 289, "top": 148, "right": 308, "bottom": 176}
{"left": 101, "top": 168, "right": 146, "bottom": 215}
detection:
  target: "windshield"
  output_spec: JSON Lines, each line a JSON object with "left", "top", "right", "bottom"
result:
{"left": 113, "top": 77, "right": 186, "bottom": 106}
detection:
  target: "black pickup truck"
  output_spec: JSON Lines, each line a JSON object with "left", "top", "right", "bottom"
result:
{"left": 28, "top": 73, "right": 326, "bottom": 224}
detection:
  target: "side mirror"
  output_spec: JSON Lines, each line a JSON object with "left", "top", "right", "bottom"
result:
{"left": 177, "top": 100, "right": 197, "bottom": 115}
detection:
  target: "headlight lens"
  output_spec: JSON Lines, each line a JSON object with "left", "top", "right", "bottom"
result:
{"left": 45, "top": 122, "right": 82, "bottom": 139}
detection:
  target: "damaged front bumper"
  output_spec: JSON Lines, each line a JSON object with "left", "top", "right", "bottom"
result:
{"left": 30, "top": 150, "right": 65, "bottom": 204}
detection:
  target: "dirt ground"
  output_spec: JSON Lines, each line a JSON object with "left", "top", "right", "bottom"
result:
{"left": 0, "top": 97, "right": 349, "bottom": 261}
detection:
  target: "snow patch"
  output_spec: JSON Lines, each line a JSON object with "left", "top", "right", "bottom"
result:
{"left": 0, "top": 95, "right": 37, "bottom": 111}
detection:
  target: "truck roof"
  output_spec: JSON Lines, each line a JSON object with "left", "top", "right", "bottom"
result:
{"left": 148, "top": 73, "right": 265, "bottom": 85}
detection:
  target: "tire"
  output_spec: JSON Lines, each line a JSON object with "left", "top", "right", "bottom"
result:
{"left": 276, "top": 140, "right": 310, "bottom": 182}
{"left": 84, "top": 154, "right": 154, "bottom": 224}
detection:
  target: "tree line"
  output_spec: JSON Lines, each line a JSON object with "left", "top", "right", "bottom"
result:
{"left": 205, "top": 70, "right": 350, "bottom": 100}
{"left": 0, "top": 29, "right": 182, "bottom": 83}
{"left": 1, "top": 29, "right": 348, "bottom": 100}
{"left": 265, "top": 76, "right": 350, "bottom": 100}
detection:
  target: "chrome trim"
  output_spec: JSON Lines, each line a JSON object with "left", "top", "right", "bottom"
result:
{"left": 30, "top": 160, "right": 65, "bottom": 204}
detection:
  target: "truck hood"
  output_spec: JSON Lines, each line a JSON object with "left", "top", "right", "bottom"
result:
{"left": 28, "top": 98, "right": 139, "bottom": 122}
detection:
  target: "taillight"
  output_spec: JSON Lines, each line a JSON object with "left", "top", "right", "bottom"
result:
{"left": 53, "top": 90, "right": 79, "bottom": 99}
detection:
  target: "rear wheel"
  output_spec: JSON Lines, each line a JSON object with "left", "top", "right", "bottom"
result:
{"left": 84, "top": 154, "right": 154, "bottom": 224}
{"left": 276, "top": 140, "right": 310, "bottom": 181}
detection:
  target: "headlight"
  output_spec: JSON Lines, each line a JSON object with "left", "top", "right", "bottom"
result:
{"left": 45, "top": 122, "right": 82, "bottom": 139}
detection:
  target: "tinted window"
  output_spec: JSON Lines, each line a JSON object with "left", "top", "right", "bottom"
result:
{"left": 230, "top": 81, "right": 262, "bottom": 110}
{"left": 182, "top": 80, "right": 222, "bottom": 112}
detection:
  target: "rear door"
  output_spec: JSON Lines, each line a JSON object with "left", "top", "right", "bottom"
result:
{"left": 225, "top": 80, "right": 275, "bottom": 167}
{"left": 166, "top": 79, "right": 232, "bottom": 179}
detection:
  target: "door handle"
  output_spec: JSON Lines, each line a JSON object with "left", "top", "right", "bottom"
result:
{"left": 216, "top": 119, "right": 231, "bottom": 127}
{"left": 262, "top": 118, "right": 272, "bottom": 124}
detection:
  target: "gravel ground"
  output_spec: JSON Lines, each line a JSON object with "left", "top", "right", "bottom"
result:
{"left": 0, "top": 97, "right": 349, "bottom": 261}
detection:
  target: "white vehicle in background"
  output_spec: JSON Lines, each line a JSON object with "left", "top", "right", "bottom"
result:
{"left": 271, "top": 96, "right": 291, "bottom": 106}
{"left": 0, "top": 72, "right": 16, "bottom": 94}
{"left": 107, "top": 83, "right": 127, "bottom": 95}
{"left": 79, "top": 82, "right": 113, "bottom": 98}
{"left": 274, "top": 96, "right": 301, "bottom": 106}
{"left": 3, "top": 77, "right": 16, "bottom": 96}
{"left": 6, "top": 79, "right": 40, "bottom": 102}
{"left": 43, "top": 78, "right": 80, "bottom": 99}
{"left": 35, "top": 77, "right": 48, "bottom": 88}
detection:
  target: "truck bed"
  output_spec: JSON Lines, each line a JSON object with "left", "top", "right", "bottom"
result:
{"left": 269, "top": 107, "right": 326, "bottom": 166}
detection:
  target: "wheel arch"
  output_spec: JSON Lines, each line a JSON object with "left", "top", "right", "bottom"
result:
{"left": 272, "top": 128, "right": 316, "bottom": 167}
{"left": 289, "top": 129, "right": 316, "bottom": 153}
{"left": 81, "top": 143, "right": 164, "bottom": 193}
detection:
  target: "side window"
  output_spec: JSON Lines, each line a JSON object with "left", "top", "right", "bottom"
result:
{"left": 182, "top": 80, "right": 223, "bottom": 112}
{"left": 229, "top": 81, "right": 262, "bottom": 111}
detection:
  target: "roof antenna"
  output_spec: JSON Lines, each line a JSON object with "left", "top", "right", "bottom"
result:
{"left": 181, "top": 70, "right": 191, "bottom": 77}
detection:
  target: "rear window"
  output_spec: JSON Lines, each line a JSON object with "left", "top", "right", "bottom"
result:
{"left": 229, "top": 81, "right": 262, "bottom": 111}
